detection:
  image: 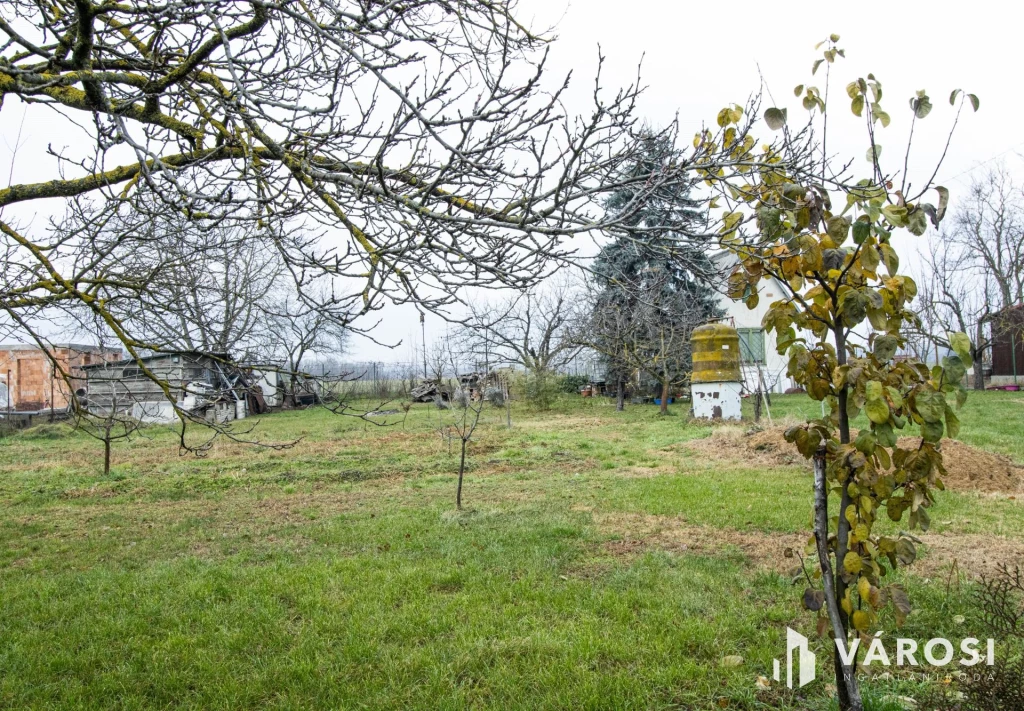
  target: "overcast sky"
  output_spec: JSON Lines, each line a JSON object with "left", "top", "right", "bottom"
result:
{"left": 3, "top": 1, "right": 1020, "bottom": 361}
{"left": 355, "top": 0, "right": 1024, "bottom": 362}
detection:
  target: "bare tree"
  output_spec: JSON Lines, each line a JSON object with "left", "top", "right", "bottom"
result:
{"left": 459, "top": 278, "right": 581, "bottom": 377}
{"left": 575, "top": 268, "right": 706, "bottom": 415}
{"left": 113, "top": 212, "right": 284, "bottom": 361}
{"left": 0, "top": 1, "right": 827, "bottom": 420}
{"left": 263, "top": 285, "right": 350, "bottom": 406}
{"left": 73, "top": 360, "right": 145, "bottom": 475}
{"left": 917, "top": 167, "right": 1024, "bottom": 388}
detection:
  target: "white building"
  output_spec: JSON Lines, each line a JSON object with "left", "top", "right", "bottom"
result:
{"left": 711, "top": 252, "right": 797, "bottom": 394}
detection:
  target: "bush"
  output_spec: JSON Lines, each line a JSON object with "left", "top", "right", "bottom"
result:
{"left": 558, "top": 374, "right": 590, "bottom": 394}
{"left": 510, "top": 370, "right": 561, "bottom": 410}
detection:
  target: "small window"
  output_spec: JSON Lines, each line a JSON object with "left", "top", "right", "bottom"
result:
{"left": 737, "top": 328, "right": 766, "bottom": 363}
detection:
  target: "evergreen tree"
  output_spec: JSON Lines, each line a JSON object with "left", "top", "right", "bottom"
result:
{"left": 589, "top": 134, "right": 724, "bottom": 413}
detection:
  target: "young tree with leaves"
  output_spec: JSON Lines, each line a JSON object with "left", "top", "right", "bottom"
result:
{"left": 716, "top": 36, "right": 979, "bottom": 711}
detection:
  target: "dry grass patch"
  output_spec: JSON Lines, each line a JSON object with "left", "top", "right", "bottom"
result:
{"left": 681, "top": 425, "right": 1024, "bottom": 494}
{"left": 591, "top": 511, "right": 1024, "bottom": 581}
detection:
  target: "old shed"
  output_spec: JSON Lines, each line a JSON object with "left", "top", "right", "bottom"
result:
{"left": 81, "top": 351, "right": 256, "bottom": 423}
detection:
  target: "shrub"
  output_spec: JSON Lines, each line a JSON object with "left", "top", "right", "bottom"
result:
{"left": 558, "top": 374, "right": 590, "bottom": 394}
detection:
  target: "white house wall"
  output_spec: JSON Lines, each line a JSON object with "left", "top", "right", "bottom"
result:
{"left": 714, "top": 280, "right": 795, "bottom": 395}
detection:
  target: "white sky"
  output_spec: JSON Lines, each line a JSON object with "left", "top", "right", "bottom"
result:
{"left": 3, "top": 1, "right": 1021, "bottom": 361}
{"left": 355, "top": 0, "right": 1024, "bottom": 361}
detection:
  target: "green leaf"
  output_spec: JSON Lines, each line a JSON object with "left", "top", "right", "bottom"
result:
{"left": 882, "top": 204, "right": 908, "bottom": 227}
{"left": 969, "top": 93, "right": 980, "bottom": 111}
{"left": 865, "top": 380, "right": 884, "bottom": 401}
{"left": 827, "top": 215, "right": 850, "bottom": 244}
{"left": 915, "top": 389, "right": 946, "bottom": 423}
{"left": 910, "top": 90, "right": 932, "bottom": 119}
{"left": 812, "top": 58, "right": 824, "bottom": 75}
{"left": 935, "top": 186, "right": 949, "bottom": 223}
{"left": 944, "top": 403, "right": 961, "bottom": 439}
{"left": 764, "top": 107, "right": 788, "bottom": 131}
{"left": 866, "top": 398, "right": 890, "bottom": 424}
{"left": 921, "top": 419, "right": 945, "bottom": 442}
{"left": 949, "top": 332, "right": 973, "bottom": 365}
{"left": 874, "top": 335, "right": 898, "bottom": 362}
{"left": 942, "top": 354, "right": 967, "bottom": 384}
{"left": 949, "top": 88, "right": 961, "bottom": 106}
{"left": 846, "top": 81, "right": 860, "bottom": 100}
{"left": 906, "top": 208, "right": 928, "bottom": 236}
{"left": 866, "top": 145, "right": 883, "bottom": 163}
{"left": 851, "top": 95, "right": 865, "bottom": 117}
{"left": 854, "top": 429, "right": 876, "bottom": 455}
{"left": 852, "top": 219, "right": 871, "bottom": 244}
{"left": 880, "top": 243, "right": 899, "bottom": 275}
{"left": 875, "top": 422, "right": 898, "bottom": 448}
{"left": 794, "top": 84, "right": 805, "bottom": 97}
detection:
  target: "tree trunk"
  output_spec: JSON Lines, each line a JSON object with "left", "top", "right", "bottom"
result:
{"left": 456, "top": 438, "right": 467, "bottom": 509}
{"left": 814, "top": 446, "right": 863, "bottom": 711}
{"left": 974, "top": 320, "right": 986, "bottom": 390}
{"left": 616, "top": 379, "right": 625, "bottom": 412}
{"left": 829, "top": 327, "right": 862, "bottom": 711}
{"left": 659, "top": 378, "right": 669, "bottom": 415}
{"left": 104, "top": 437, "right": 111, "bottom": 476}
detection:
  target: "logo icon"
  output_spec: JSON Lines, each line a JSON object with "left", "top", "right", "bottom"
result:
{"left": 774, "top": 627, "right": 816, "bottom": 688}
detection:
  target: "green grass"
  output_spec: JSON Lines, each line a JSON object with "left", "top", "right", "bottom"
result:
{"left": 0, "top": 391, "right": 1020, "bottom": 709}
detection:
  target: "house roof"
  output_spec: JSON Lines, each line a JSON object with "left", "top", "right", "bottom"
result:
{"left": 81, "top": 350, "right": 232, "bottom": 369}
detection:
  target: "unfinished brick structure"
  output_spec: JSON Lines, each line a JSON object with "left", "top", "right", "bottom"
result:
{"left": 0, "top": 344, "right": 122, "bottom": 412}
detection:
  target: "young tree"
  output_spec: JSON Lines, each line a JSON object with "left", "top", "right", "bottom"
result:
{"left": 73, "top": 361, "right": 145, "bottom": 476}
{"left": 719, "top": 37, "right": 978, "bottom": 710}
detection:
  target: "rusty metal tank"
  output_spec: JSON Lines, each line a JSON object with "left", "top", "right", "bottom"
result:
{"left": 690, "top": 323, "right": 742, "bottom": 384}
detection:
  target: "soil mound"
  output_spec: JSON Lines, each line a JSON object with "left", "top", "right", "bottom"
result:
{"left": 683, "top": 426, "right": 1023, "bottom": 494}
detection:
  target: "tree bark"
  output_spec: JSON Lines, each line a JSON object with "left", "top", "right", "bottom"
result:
{"left": 104, "top": 437, "right": 111, "bottom": 476}
{"left": 456, "top": 439, "right": 467, "bottom": 509}
{"left": 616, "top": 378, "right": 625, "bottom": 411}
{"left": 659, "top": 378, "right": 669, "bottom": 415}
{"left": 974, "top": 320, "right": 986, "bottom": 390}
{"left": 814, "top": 446, "right": 863, "bottom": 711}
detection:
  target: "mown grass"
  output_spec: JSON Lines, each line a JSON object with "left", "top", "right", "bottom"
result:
{"left": 0, "top": 391, "right": 1020, "bottom": 709}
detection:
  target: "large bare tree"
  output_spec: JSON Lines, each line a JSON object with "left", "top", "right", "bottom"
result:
{"left": 458, "top": 278, "right": 580, "bottom": 376}
{"left": 0, "top": 0, "right": 831, "bottom": 445}
{"left": 113, "top": 212, "right": 284, "bottom": 360}
{"left": 917, "top": 166, "right": 1024, "bottom": 388}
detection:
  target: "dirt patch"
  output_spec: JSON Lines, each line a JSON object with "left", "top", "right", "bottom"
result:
{"left": 595, "top": 512, "right": 805, "bottom": 574}
{"left": 680, "top": 426, "right": 1024, "bottom": 494}
{"left": 910, "top": 533, "right": 1024, "bottom": 580}
{"left": 594, "top": 512, "right": 1024, "bottom": 580}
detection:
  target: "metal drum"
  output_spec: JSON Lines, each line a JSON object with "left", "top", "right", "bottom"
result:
{"left": 691, "top": 323, "right": 741, "bottom": 384}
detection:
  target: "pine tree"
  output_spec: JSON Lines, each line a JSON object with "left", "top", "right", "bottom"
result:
{"left": 590, "top": 134, "right": 723, "bottom": 413}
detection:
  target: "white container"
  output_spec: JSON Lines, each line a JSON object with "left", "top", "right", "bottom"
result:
{"left": 691, "top": 381, "right": 742, "bottom": 420}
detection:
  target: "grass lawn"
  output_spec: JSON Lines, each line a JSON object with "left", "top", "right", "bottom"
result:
{"left": 0, "top": 391, "right": 1021, "bottom": 709}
